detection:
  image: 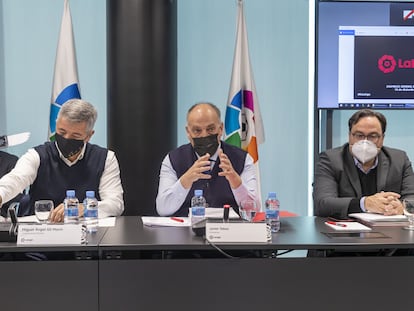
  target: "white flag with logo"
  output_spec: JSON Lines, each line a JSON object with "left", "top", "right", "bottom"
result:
{"left": 224, "top": 0, "right": 265, "bottom": 204}
{"left": 48, "top": 0, "right": 81, "bottom": 141}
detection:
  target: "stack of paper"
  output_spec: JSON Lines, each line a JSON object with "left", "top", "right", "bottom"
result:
{"left": 324, "top": 221, "right": 372, "bottom": 231}
{"left": 349, "top": 213, "right": 408, "bottom": 227}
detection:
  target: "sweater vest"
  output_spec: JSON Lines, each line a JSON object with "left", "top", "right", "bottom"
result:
{"left": 169, "top": 141, "right": 247, "bottom": 216}
{"left": 24, "top": 142, "right": 107, "bottom": 214}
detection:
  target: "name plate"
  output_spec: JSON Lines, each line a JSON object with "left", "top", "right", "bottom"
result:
{"left": 17, "top": 224, "right": 83, "bottom": 245}
{"left": 206, "top": 221, "right": 269, "bottom": 243}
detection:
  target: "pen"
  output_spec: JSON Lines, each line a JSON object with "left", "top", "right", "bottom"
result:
{"left": 326, "top": 221, "right": 347, "bottom": 227}
{"left": 171, "top": 217, "right": 184, "bottom": 223}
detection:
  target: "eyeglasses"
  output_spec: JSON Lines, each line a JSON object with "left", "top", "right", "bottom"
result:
{"left": 351, "top": 132, "right": 382, "bottom": 143}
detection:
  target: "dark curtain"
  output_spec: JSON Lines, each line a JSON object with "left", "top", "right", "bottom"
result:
{"left": 107, "top": 0, "right": 177, "bottom": 215}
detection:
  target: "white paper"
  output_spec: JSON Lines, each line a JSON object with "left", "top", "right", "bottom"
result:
{"left": 324, "top": 221, "right": 372, "bottom": 231}
{"left": 349, "top": 212, "right": 407, "bottom": 222}
{"left": 17, "top": 215, "right": 117, "bottom": 227}
{"left": 98, "top": 217, "right": 116, "bottom": 227}
{"left": 189, "top": 207, "right": 239, "bottom": 219}
{"left": 142, "top": 216, "right": 191, "bottom": 227}
{"left": 18, "top": 215, "right": 38, "bottom": 223}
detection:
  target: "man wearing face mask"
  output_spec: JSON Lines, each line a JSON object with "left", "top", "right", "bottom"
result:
{"left": 156, "top": 102, "right": 257, "bottom": 216}
{"left": 313, "top": 109, "right": 414, "bottom": 219}
{"left": 0, "top": 99, "right": 124, "bottom": 222}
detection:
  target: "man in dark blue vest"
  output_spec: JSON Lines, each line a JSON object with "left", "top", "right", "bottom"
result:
{"left": 156, "top": 102, "right": 257, "bottom": 216}
{"left": 0, "top": 99, "right": 124, "bottom": 222}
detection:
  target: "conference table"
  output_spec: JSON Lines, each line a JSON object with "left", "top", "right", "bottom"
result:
{"left": 1, "top": 216, "right": 414, "bottom": 311}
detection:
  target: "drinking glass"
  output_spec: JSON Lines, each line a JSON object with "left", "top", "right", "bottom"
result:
{"left": 239, "top": 199, "right": 259, "bottom": 222}
{"left": 403, "top": 199, "right": 414, "bottom": 230}
{"left": 34, "top": 200, "right": 54, "bottom": 223}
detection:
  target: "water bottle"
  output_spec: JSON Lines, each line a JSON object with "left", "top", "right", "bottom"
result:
{"left": 64, "top": 190, "right": 79, "bottom": 224}
{"left": 191, "top": 189, "right": 206, "bottom": 225}
{"left": 83, "top": 190, "right": 99, "bottom": 233}
{"left": 265, "top": 192, "right": 280, "bottom": 233}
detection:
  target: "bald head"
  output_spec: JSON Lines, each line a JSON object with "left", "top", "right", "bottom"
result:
{"left": 186, "top": 102, "right": 223, "bottom": 144}
{"left": 187, "top": 102, "right": 221, "bottom": 121}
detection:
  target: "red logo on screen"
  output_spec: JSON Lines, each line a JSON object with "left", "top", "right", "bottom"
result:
{"left": 378, "top": 55, "right": 397, "bottom": 73}
{"left": 378, "top": 55, "right": 414, "bottom": 73}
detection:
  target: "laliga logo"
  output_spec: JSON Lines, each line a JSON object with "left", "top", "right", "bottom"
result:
{"left": 378, "top": 55, "right": 396, "bottom": 73}
{"left": 378, "top": 54, "right": 414, "bottom": 73}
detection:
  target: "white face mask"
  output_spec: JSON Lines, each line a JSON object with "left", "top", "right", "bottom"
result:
{"left": 351, "top": 140, "right": 379, "bottom": 164}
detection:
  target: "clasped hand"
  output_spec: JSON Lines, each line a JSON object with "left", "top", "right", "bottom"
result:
{"left": 365, "top": 192, "right": 403, "bottom": 215}
{"left": 180, "top": 150, "right": 242, "bottom": 190}
{"left": 180, "top": 154, "right": 212, "bottom": 189}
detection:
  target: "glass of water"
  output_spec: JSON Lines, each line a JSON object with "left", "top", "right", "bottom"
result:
{"left": 403, "top": 199, "right": 414, "bottom": 230}
{"left": 239, "top": 199, "right": 259, "bottom": 222}
{"left": 34, "top": 200, "right": 54, "bottom": 223}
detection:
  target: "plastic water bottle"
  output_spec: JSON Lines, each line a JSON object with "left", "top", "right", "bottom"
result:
{"left": 265, "top": 192, "right": 280, "bottom": 233}
{"left": 191, "top": 189, "right": 206, "bottom": 225}
{"left": 83, "top": 190, "right": 99, "bottom": 233}
{"left": 64, "top": 190, "right": 79, "bottom": 224}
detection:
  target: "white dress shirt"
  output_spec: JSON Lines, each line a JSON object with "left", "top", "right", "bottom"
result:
{"left": 0, "top": 145, "right": 124, "bottom": 218}
{"left": 156, "top": 149, "right": 257, "bottom": 216}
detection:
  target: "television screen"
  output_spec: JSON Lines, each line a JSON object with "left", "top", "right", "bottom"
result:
{"left": 316, "top": 1, "right": 414, "bottom": 109}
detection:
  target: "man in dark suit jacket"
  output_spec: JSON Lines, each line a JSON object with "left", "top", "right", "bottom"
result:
{"left": 0, "top": 150, "right": 22, "bottom": 217}
{"left": 313, "top": 109, "right": 414, "bottom": 219}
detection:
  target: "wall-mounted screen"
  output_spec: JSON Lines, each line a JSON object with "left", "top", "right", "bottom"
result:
{"left": 316, "top": 1, "right": 414, "bottom": 109}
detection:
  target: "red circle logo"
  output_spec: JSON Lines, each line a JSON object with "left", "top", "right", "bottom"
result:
{"left": 378, "top": 55, "right": 396, "bottom": 73}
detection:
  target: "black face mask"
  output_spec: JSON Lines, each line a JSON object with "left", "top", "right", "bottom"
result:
{"left": 55, "top": 133, "right": 85, "bottom": 159}
{"left": 192, "top": 134, "right": 219, "bottom": 156}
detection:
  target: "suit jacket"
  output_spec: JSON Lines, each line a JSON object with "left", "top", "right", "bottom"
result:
{"left": 313, "top": 143, "right": 414, "bottom": 219}
{"left": 0, "top": 151, "right": 17, "bottom": 177}
{"left": 0, "top": 151, "right": 21, "bottom": 217}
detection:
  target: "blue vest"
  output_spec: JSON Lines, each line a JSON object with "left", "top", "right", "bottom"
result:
{"left": 169, "top": 141, "right": 247, "bottom": 216}
{"left": 23, "top": 142, "right": 107, "bottom": 214}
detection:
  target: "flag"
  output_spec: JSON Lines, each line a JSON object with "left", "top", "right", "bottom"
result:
{"left": 224, "top": 0, "right": 265, "bottom": 204}
{"left": 48, "top": 0, "right": 81, "bottom": 141}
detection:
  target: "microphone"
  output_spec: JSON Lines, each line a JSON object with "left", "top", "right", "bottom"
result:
{"left": 223, "top": 204, "right": 230, "bottom": 222}
{"left": 191, "top": 218, "right": 206, "bottom": 237}
{"left": 0, "top": 203, "right": 19, "bottom": 242}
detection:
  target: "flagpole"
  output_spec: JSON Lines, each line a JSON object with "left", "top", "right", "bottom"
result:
{"left": 225, "top": 0, "right": 265, "bottom": 209}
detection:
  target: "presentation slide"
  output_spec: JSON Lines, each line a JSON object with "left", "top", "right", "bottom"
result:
{"left": 354, "top": 36, "right": 414, "bottom": 100}
{"left": 317, "top": 1, "right": 414, "bottom": 109}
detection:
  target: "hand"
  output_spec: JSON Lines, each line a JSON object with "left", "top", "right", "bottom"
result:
{"left": 365, "top": 192, "right": 403, "bottom": 215}
{"left": 49, "top": 203, "right": 65, "bottom": 223}
{"left": 218, "top": 149, "right": 241, "bottom": 189}
{"left": 180, "top": 153, "right": 212, "bottom": 189}
{"left": 49, "top": 203, "right": 85, "bottom": 222}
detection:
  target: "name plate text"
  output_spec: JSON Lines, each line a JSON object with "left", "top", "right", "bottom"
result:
{"left": 206, "top": 221, "right": 268, "bottom": 243}
{"left": 17, "top": 224, "right": 83, "bottom": 245}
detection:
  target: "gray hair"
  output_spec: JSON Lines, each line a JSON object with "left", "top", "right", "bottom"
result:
{"left": 57, "top": 99, "right": 97, "bottom": 133}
